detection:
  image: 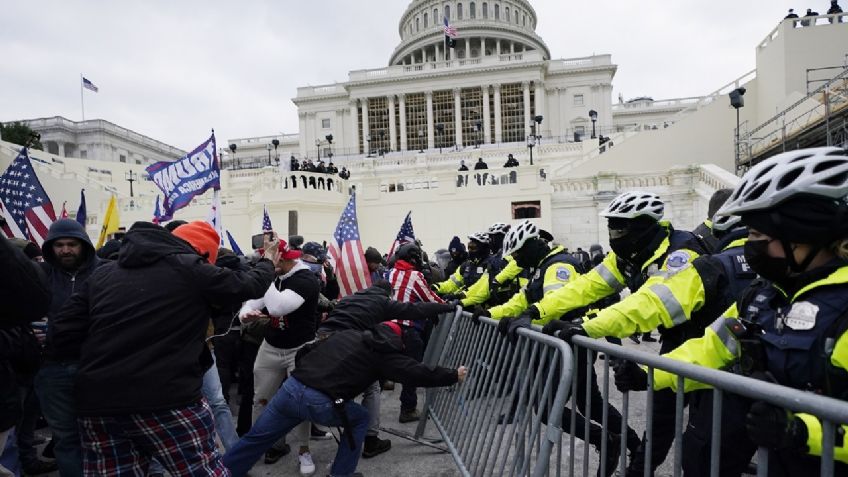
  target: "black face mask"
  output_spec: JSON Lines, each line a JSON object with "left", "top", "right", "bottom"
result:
{"left": 744, "top": 239, "right": 790, "bottom": 283}
{"left": 608, "top": 223, "right": 661, "bottom": 263}
{"left": 513, "top": 238, "right": 549, "bottom": 269}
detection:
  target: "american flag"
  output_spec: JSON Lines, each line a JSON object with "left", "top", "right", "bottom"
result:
{"left": 82, "top": 77, "right": 99, "bottom": 92}
{"left": 443, "top": 16, "right": 458, "bottom": 38}
{"left": 386, "top": 211, "right": 415, "bottom": 259}
{"left": 328, "top": 193, "right": 372, "bottom": 297}
{"left": 262, "top": 206, "right": 273, "bottom": 232}
{"left": 0, "top": 148, "right": 56, "bottom": 245}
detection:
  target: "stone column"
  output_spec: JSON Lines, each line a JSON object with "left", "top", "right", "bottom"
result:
{"left": 482, "top": 85, "right": 491, "bottom": 144}
{"left": 436, "top": 42, "right": 443, "bottom": 62}
{"left": 298, "top": 113, "right": 308, "bottom": 157}
{"left": 480, "top": 37, "right": 485, "bottom": 56}
{"left": 58, "top": 141, "right": 66, "bottom": 158}
{"left": 496, "top": 39, "right": 501, "bottom": 56}
{"left": 348, "top": 100, "right": 359, "bottom": 154}
{"left": 399, "top": 94, "right": 408, "bottom": 151}
{"left": 465, "top": 38, "right": 470, "bottom": 59}
{"left": 510, "top": 41, "right": 515, "bottom": 54}
{"left": 453, "top": 87, "right": 463, "bottom": 148}
{"left": 362, "top": 98, "right": 370, "bottom": 153}
{"left": 493, "top": 84, "right": 502, "bottom": 143}
{"left": 426, "top": 91, "right": 435, "bottom": 149}
{"left": 523, "top": 81, "right": 532, "bottom": 138}
{"left": 388, "top": 95, "right": 397, "bottom": 151}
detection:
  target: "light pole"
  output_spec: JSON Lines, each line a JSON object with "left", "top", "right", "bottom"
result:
{"left": 527, "top": 124, "right": 536, "bottom": 166}
{"left": 588, "top": 110, "right": 598, "bottom": 139}
{"left": 474, "top": 120, "right": 482, "bottom": 148}
{"left": 315, "top": 139, "right": 321, "bottom": 161}
{"left": 272, "top": 138, "right": 280, "bottom": 164}
{"left": 435, "top": 123, "right": 444, "bottom": 154}
{"left": 365, "top": 134, "right": 372, "bottom": 157}
{"left": 229, "top": 143, "right": 237, "bottom": 169}
{"left": 417, "top": 128, "right": 424, "bottom": 153}
{"left": 266, "top": 143, "right": 272, "bottom": 166}
{"left": 124, "top": 171, "right": 137, "bottom": 197}
{"left": 729, "top": 87, "right": 746, "bottom": 170}
{"left": 325, "top": 134, "right": 334, "bottom": 163}
{"left": 533, "top": 115, "right": 543, "bottom": 144}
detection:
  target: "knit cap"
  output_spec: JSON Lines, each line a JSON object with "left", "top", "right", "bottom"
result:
{"left": 172, "top": 221, "right": 220, "bottom": 264}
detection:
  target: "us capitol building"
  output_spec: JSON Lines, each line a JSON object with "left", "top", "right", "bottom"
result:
{"left": 4, "top": 0, "right": 847, "bottom": 253}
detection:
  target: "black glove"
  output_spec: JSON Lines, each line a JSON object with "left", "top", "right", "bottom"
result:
{"left": 541, "top": 318, "right": 587, "bottom": 344}
{"left": 497, "top": 317, "right": 511, "bottom": 336}
{"left": 506, "top": 313, "right": 533, "bottom": 344}
{"left": 745, "top": 401, "right": 808, "bottom": 451}
{"left": 613, "top": 360, "right": 648, "bottom": 392}
{"left": 442, "top": 293, "right": 464, "bottom": 301}
{"left": 471, "top": 307, "right": 491, "bottom": 325}
{"left": 445, "top": 299, "right": 461, "bottom": 310}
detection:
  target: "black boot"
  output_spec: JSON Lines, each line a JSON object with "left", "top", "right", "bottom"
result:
{"left": 589, "top": 427, "right": 621, "bottom": 477}
{"left": 362, "top": 435, "right": 392, "bottom": 458}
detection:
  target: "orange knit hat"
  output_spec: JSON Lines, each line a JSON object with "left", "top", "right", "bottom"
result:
{"left": 172, "top": 221, "right": 220, "bottom": 264}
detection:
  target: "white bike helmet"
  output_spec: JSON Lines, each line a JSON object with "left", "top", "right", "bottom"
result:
{"left": 601, "top": 191, "right": 664, "bottom": 221}
{"left": 711, "top": 213, "right": 742, "bottom": 232}
{"left": 488, "top": 222, "right": 511, "bottom": 235}
{"left": 467, "top": 232, "right": 490, "bottom": 244}
{"left": 717, "top": 147, "right": 848, "bottom": 217}
{"left": 502, "top": 220, "right": 540, "bottom": 256}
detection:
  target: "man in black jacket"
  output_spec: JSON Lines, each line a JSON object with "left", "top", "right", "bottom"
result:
{"left": 33, "top": 218, "right": 102, "bottom": 477}
{"left": 223, "top": 323, "right": 466, "bottom": 477}
{"left": 0, "top": 233, "right": 49, "bottom": 477}
{"left": 51, "top": 221, "right": 275, "bottom": 477}
{"left": 318, "top": 281, "right": 455, "bottom": 458}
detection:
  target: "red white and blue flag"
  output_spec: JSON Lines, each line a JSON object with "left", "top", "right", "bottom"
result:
{"left": 444, "top": 16, "right": 458, "bottom": 38}
{"left": 152, "top": 195, "right": 163, "bottom": 224}
{"left": 262, "top": 206, "right": 273, "bottom": 232}
{"left": 386, "top": 211, "right": 415, "bottom": 259}
{"left": 0, "top": 148, "right": 56, "bottom": 245}
{"left": 82, "top": 77, "right": 99, "bottom": 92}
{"left": 328, "top": 193, "right": 372, "bottom": 297}
{"left": 146, "top": 132, "right": 219, "bottom": 222}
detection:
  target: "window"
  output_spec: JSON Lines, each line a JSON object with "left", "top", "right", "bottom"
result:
{"left": 135, "top": 159, "right": 141, "bottom": 165}
{"left": 424, "top": 12, "right": 428, "bottom": 27}
{"left": 322, "top": 118, "right": 331, "bottom": 129}
{"left": 512, "top": 201, "right": 541, "bottom": 219}
{"left": 483, "top": 2, "right": 488, "bottom": 18}
{"left": 495, "top": 4, "right": 500, "bottom": 19}
{"left": 470, "top": 2, "right": 476, "bottom": 18}
{"left": 504, "top": 6, "right": 509, "bottom": 21}
{"left": 457, "top": 3, "right": 463, "bottom": 19}
{"left": 575, "top": 125, "right": 586, "bottom": 136}
{"left": 515, "top": 9, "right": 519, "bottom": 23}
{"left": 434, "top": 8, "right": 439, "bottom": 22}
{"left": 119, "top": 154, "right": 127, "bottom": 163}
{"left": 523, "top": 14, "right": 526, "bottom": 26}
{"left": 445, "top": 5, "right": 450, "bottom": 20}
{"left": 416, "top": 17, "right": 420, "bottom": 31}
{"left": 80, "top": 150, "right": 87, "bottom": 159}
{"left": 573, "top": 94, "right": 584, "bottom": 106}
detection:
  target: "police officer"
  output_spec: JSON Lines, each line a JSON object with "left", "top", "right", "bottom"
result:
{"left": 503, "top": 191, "right": 708, "bottom": 476}
{"left": 434, "top": 232, "right": 491, "bottom": 297}
{"left": 479, "top": 221, "right": 636, "bottom": 476}
{"left": 461, "top": 222, "right": 525, "bottom": 308}
{"left": 624, "top": 147, "right": 848, "bottom": 475}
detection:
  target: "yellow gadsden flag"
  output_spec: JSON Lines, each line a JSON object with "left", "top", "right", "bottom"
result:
{"left": 96, "top": 195, "right": 120, "bottom": 249}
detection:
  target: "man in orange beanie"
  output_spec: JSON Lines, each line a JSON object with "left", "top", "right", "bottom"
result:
{"left": 51, "top": 221, "right": 276, "bottom": 477}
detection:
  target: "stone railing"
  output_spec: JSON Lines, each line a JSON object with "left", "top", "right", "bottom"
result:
{"left": 281, "top": 172, "right": 347, "bottom": 193}
{"left": 758, "top": 12, "right": 848, "bottom": 52}
{"left": 349, "top": 50, "right": 546, "bottom": 83}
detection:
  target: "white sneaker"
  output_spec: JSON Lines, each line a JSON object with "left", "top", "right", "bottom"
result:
{"left": 298, "top": 451, "right": 316, "bottom": 476}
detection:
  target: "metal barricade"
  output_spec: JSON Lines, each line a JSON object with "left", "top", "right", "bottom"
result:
{"left": 415, "top": 310, "right": 575, "bottom": 477}
{"left": 569, "top": 335, "right": 848, "bottom": 477}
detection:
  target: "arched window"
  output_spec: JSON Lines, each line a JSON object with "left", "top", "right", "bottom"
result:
{"left": 434, "top": 8, "right": 439, "bottom": 22}
{"left": 470, "top": 2, "right": 476, "bottom": 18}
{"left": 416, "top": 17, "right": 420, "bottom": 32}
{"left": 523, "top": 14, "right": 526, "bottom": 26}
{"left": 515, "top": 9, "right": 519, "bottom": 24}
{"left": 444, "top": 5, "right": 450, "bottom": 20}
{"left": 495, "top": 4, "right": 500, "bottom": 19}
{"left": 482, "top": 2, "right": 488, "bottom": 18}
{"left": 423, "top": 12, "right": 428, "bottom": 27}
{"left": 457, "top": 3, "right": 463, "bottom": 20}
{"left": 504, "top": 6, "right": 509, "bottom": 22}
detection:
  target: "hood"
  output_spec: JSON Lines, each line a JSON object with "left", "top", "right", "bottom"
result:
{"left": 354, "top": 282, "right": 392, "bottom": 297}
{"left": 449, "top": 236, "right": 465, "bottom": 255}
{"left": 117, "top": 226, "right": 199, "bottom": 268}
{"left": 42, "top": 218, "right": 96, "bottom": 267}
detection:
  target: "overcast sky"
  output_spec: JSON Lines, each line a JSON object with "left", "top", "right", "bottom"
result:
{"left": 0, "top": 0, "right": 817, "bottom": 150}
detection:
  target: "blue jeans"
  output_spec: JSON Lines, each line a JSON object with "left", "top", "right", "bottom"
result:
{"left": 223, "top": 377, "right": 369, "bottom": 477}
{"left": 35, "top": 362, "right": 82, "bottom": 477}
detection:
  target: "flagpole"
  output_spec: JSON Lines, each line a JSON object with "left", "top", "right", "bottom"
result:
{"left": 80, "top": 73, "right": 85, "bottom": 121}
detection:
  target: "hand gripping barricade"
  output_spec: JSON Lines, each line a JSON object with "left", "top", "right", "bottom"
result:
{"left": 415, "top": 309, "right": 575, "bottom": 477}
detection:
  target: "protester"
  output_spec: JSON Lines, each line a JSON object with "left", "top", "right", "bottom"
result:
{"left": 223, "top": 322, "right": 466, "bottom": 477}
{"left": 474, "top": 157, "right": 488, "bottom": 170}
{"left": 50, "top": 221, "right": 275, "bottom": 477}
{"left": 444, "top": 236, "right": 467, "bottom": 276}
{"left": 364, "top": 246, "right": 386, "bottom": 283}
{"left": 458, "top": 160, "right": 469, "bottom": 171}
{"left": 238, "top": 238, "right": 321, "bottom": 474}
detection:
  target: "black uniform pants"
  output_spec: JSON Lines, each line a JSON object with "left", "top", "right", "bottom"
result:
{"left": 236, "top": 340, "right": 261, "bottom": 436}
{"left": 399, "top": 328, "right": 425, "bottom": 411}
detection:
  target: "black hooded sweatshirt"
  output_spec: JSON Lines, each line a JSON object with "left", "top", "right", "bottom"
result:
{"left": 50, "top": 226, "right": 275, "bottom": 415}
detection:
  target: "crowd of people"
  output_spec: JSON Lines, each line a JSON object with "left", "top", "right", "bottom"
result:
{"left": 784, "top": 1, "right": 843, "bottom": 24}
{"left": 290, "top": 157, "right": 350, "bottom": 180}
{"left": 1, "top": 146, "right": 847, "bottom": 477}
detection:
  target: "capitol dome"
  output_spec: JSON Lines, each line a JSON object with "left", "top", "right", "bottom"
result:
{"left": 390, "top": 0, "right": 550, "bottom": 66}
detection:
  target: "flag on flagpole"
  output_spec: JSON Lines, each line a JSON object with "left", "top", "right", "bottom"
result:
{"left": 146, "top": 132, "right": 219, "bottom": 222}
{"left": 0, "top": 147, "right": 57, "bottom": 245}
{"left": 61, "top": 202, "right": 69, "bottom": 219}
{"left": 96, "top": 195, "right": 120, "bottom": 249}
{"left": 76, "top": 189, "right": 87, "bottom": 226}
{"left": 82, "top": 77, "right": 99, "bottom": 92}
{"left": 152, "top": 196, "right": 162, "bottom": 224}
{"left": 262, "top": 206, "right": 273, "bottom": 233}
{"left": 328, "top": 194, "right": 372, "bottom": 297}
{"left": 226, "top": 230, "right": 244, "bottom": 256}
{"left": 386, "top": 211, "right": 416, "bottom": 259}
{"left": 206, "top": 191, "right": 225, "bottom": 246}
{"left": 444, "top": 15, "right": 458, "bottom": 53}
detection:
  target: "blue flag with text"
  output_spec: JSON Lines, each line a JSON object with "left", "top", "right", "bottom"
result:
{"left": 146, "top": 133, "right": 219, "bottom": 222}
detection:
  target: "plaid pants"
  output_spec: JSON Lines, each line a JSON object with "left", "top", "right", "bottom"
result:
{"left": 79, "top": 400, "right": 229, "bottom": 477}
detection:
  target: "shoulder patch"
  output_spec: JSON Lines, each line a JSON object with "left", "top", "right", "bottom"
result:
{"left": 665, "top": 251, "right": 691, "bottom": 271}
{"left": 556, "top": 267, "right": 571, "bottom": 281}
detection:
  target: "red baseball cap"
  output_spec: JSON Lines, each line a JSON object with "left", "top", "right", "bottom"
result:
{"left": 278, "top": 239, "right": 302, "bottom": 260}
